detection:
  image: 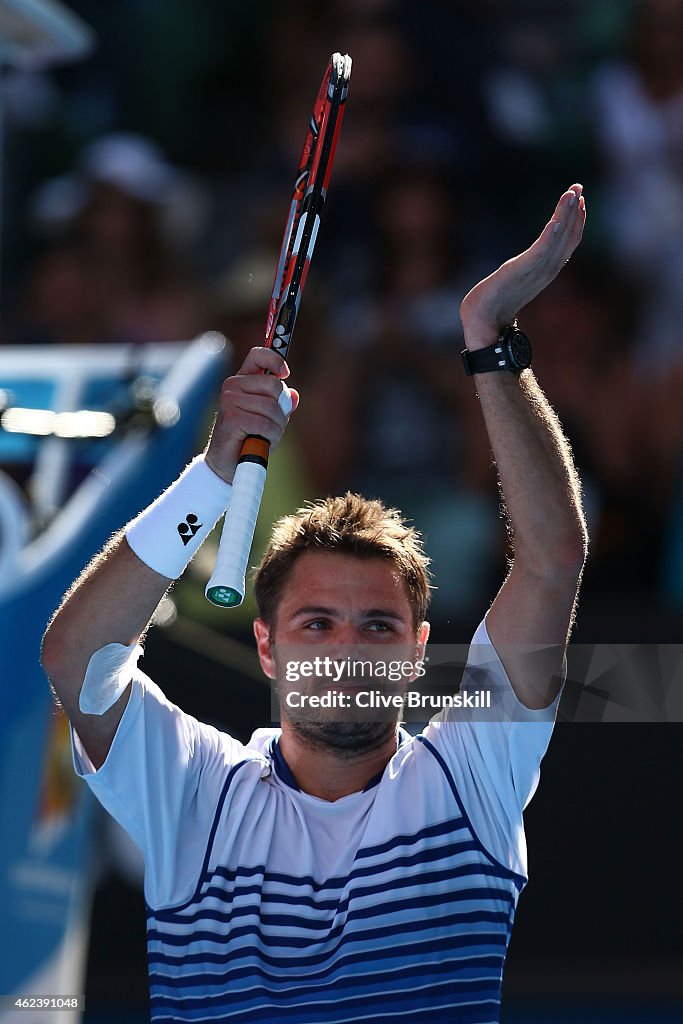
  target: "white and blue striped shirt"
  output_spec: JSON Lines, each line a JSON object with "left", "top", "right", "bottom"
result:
{"left": 72, "top": 618, "right": 559, "bottom": 1023}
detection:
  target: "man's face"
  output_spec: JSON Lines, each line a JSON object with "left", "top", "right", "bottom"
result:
{"left": 254, "top": 551, "right": 429, "bottom": 756}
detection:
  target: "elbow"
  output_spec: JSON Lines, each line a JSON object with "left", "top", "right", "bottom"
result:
{"left": 41, "top": 624, "right": 78, "bottom": 713}
{"left": 553, "top": 519, "right": 589, "bottom": 578}
{"left": 555, "top": 537, "right": 588, "bottom": 581}
{"left": 517, "top": 522, "right": 588, "bottom": 583}
{"left": 41, "top": 621, "right": 67, "bottom": 689}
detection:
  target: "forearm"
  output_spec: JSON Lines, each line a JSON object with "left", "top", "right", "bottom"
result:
{"left": 472, "top": 367, "right": 587, "bottom": 577}
{"left": 455, "top": 184, "right": 587, "bottom": 685}
{"left": 40, "top": 346, "right": 295, "bottom": 770}
{"left": 42, "top": 533, "right": 171, "bottom": 711}
{"left": 458, "top": 182, "right": 588, "bottom": 579}
{"left": 41, "top": 446, "right": 238, "bottom": 710}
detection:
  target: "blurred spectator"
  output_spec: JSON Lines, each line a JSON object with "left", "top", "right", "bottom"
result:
{"left": 16, "top": 241, "right": 109, "bottom": 346}
{"left": 330, "top": 166, "right": 503, "bottom": 629}
{"left": 520, "top": 261, "right": 659, "bottom": 588}
{"left": 592, "top": 0, "right": 683, "bottom": 367}
{"left": 475, "top": 0, "right": 596, "bottom": 235}
{"left": 8, "top": 134, "right": 209, "bottom": 346}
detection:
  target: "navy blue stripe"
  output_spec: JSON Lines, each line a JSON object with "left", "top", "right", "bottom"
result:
{"left": 149, "top": 862, "right": 449, "bottom": 923}
{"left": 416, "top": 735, "right": 527, "bottom": 890}
{"left": 157, "top": 896, "right": 507, "bottom": 940}
{"left": 150, "top": 795, "right": 474, "bottom": 918}
{"left": 219, "top": 836, "right": 477, "bottom": 886}
{"left": 151, "top": 863, "right": 513, "bottom": 930}
{"left": 148, "top": 902, "right": 511, "bottom": 949}
{"left": 361, "top": 767, "right": 384, "bottom": 791}
{"left": 151, "top": 893, "right": 508, "bottom": 937}
{"left": 150, "top": 975, "right": 500, "bottom": 1009}
{"left": 151, "top": 1003, "right": 499, "bottom": 1024}
{"left": 151, "top": 1004, "right": 497, "bottom": 1024}
{"left": 270, "top": 735, "right": 392, "bottom": 793}
{"left": 168, "top": 757, "right": 264, "bottom": 914}
{"left": 354, "top": 814, "right": 466, "bottom": 860}
{"left": 152, "top": 839, "right": 509, "bottom": 929}
{"left": 151, "top": 860, "right": 515, "bottom": 929}
{"left": 149, "top": 829, "right": 489, "bottom": 921}
{"left": 150, "top": 977, "right": 499, "bottom": 1011}
{"left": 150, "top": 980, "right": 500, "bottom": 1023}
{"left": 150, "top": 973, "right": 500, "bottom": 1013}
{"left": 148, "top": 908, "right": 509, "bottom": 963}
{"left": 149, "top": 949, "right": 504, "bottom": 993}
{"left": 270, "top": 738, "right": 301, "bottom": 790}
{"left": 147, "top": 920, "right": 508, "bottom": 973}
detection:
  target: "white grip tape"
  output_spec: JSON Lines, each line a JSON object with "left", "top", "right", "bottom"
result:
{"left": 204, "top": 383, "right": 292, "bottom": 605}
{"left": 205, "top": 460, "right": 267, "bottom": 604}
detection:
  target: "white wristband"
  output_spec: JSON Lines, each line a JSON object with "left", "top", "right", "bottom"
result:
{"left": 125, "top": 455, "right": 232, "bottom": 579}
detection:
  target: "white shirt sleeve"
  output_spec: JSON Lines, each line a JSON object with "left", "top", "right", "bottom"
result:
{"left": 420, "top": 616, "right": 561, "bottom": 878}
{"left": 71, "top": 668, "right": 250, "bottom": 907}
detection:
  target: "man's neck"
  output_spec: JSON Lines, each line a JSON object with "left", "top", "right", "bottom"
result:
{"left": 277, "top": 726, "right": 399, "bottom": 801}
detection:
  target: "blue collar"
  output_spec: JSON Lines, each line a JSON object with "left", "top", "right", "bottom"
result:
{"left": 270, "top": 728, "right": 411, "bottom": 794}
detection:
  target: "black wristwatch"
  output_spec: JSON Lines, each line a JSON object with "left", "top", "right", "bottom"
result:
{"left": 461, "top": 324, "right": 532, "bottom": 376}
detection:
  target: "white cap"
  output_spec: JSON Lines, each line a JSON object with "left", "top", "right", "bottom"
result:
{"left": 78, "top": 133, "right": 177, "bottom": 203}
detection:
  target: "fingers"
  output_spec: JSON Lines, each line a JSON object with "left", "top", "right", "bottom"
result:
{"left": 217, "top": 350, "right": 298, "bottom": 449}
{"left": 460, "top": 181, "right": 587, "bottom": 337}
{"left": 222, "top": 371, "right": 287, "bottom": 403}
{"left": 205, "top": 347, "right": 297, "bottom": 480}
{"left": 237, "top": 346, "right": 290, "bottom": 378}
{"left": 542, "top": 183, "right": 586, "bottom": 273}
{"left": 525, "top": 184, "right": 585, "bottom": 266}
{"left": 220, "top": 380, "right": 291, "bottom": 442}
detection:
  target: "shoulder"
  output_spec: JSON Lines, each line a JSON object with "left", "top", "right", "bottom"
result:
{"left": 245, "top": 727, "right": 282, "bottom": 758}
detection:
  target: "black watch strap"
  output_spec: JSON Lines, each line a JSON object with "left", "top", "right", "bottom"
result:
{"left": 461, "top": 325, "right": 532, "bottom": 376}
{"left": 461, "top": 343, "right": 508, "bottom": 375}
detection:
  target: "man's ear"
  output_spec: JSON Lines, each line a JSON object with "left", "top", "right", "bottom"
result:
{"left": 253, "top": 618, "right": 276, "bottom": 679}
{"left": 416, "top": 621, "right": 430, "bottom": 663}
{"left": 407, "top": 621, "right": 430, "bottom": 683}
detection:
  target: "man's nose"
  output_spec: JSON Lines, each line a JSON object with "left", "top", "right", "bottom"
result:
{"left": 328, "top": 623, "right": 367, "bottom": 653}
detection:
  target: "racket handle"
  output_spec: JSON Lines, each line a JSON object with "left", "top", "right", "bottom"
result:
{"left": 205, "top": 443, "right": 268, "bottom": 607}
{"left": 205, "top": 385, "right": 293, "bottom": 608}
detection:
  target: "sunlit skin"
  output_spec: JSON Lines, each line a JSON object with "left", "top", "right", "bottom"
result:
{"left": 253, "top": 551, "right": 429, "bottom": 802}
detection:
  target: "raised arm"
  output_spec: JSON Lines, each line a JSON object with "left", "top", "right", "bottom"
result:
{"left": 460, "top": 184, "right": 588, "bottom": 709}
{"left": 41, "top": 347, "right": 296, "bottom": 768}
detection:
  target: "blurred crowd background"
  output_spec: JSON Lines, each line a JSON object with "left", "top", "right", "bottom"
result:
{"left": 5, "top": 0, "right": 683, "bottom": 640}
{"left": 1, "top": 0, "right": 682, "bottom": 1020}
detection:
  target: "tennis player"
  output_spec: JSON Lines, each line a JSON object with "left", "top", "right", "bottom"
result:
{"left": 43, "top": 184, "right": 587, "bottom": 1023}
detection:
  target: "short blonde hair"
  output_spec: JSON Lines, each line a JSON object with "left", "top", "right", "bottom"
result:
{"left": 254, "top": 493, "right": 432, "bottom": 628}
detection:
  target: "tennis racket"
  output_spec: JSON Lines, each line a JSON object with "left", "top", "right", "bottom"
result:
{"left": 205, "top": 51, "right": 352, "bottom": 607}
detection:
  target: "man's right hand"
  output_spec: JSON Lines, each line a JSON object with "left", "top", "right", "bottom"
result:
{"left": 204, "top": 347, "right": 300, "bottom": 484}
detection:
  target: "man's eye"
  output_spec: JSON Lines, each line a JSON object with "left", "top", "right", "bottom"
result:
{"left": 304, "top": 620, "right": 329, "bottom": 630}
{"left": 366, "top": 621, "right": 393, "bottom": 632}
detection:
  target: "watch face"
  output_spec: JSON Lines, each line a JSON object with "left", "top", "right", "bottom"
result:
{"left": 506, "top": 328, "right": 532, "bottom": 369}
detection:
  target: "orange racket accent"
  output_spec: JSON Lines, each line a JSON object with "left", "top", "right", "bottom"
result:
{"left": 240, "top": 437, "right": 270, "bottom": 463}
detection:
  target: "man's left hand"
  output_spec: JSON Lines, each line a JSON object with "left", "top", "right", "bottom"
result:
{"left": 460, "top": 183, "right": 586, "bottom": 350}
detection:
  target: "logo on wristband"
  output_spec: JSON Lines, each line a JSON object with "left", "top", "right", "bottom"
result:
{"left": 177, "top": 513, "right": 202, "bottom": 545}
